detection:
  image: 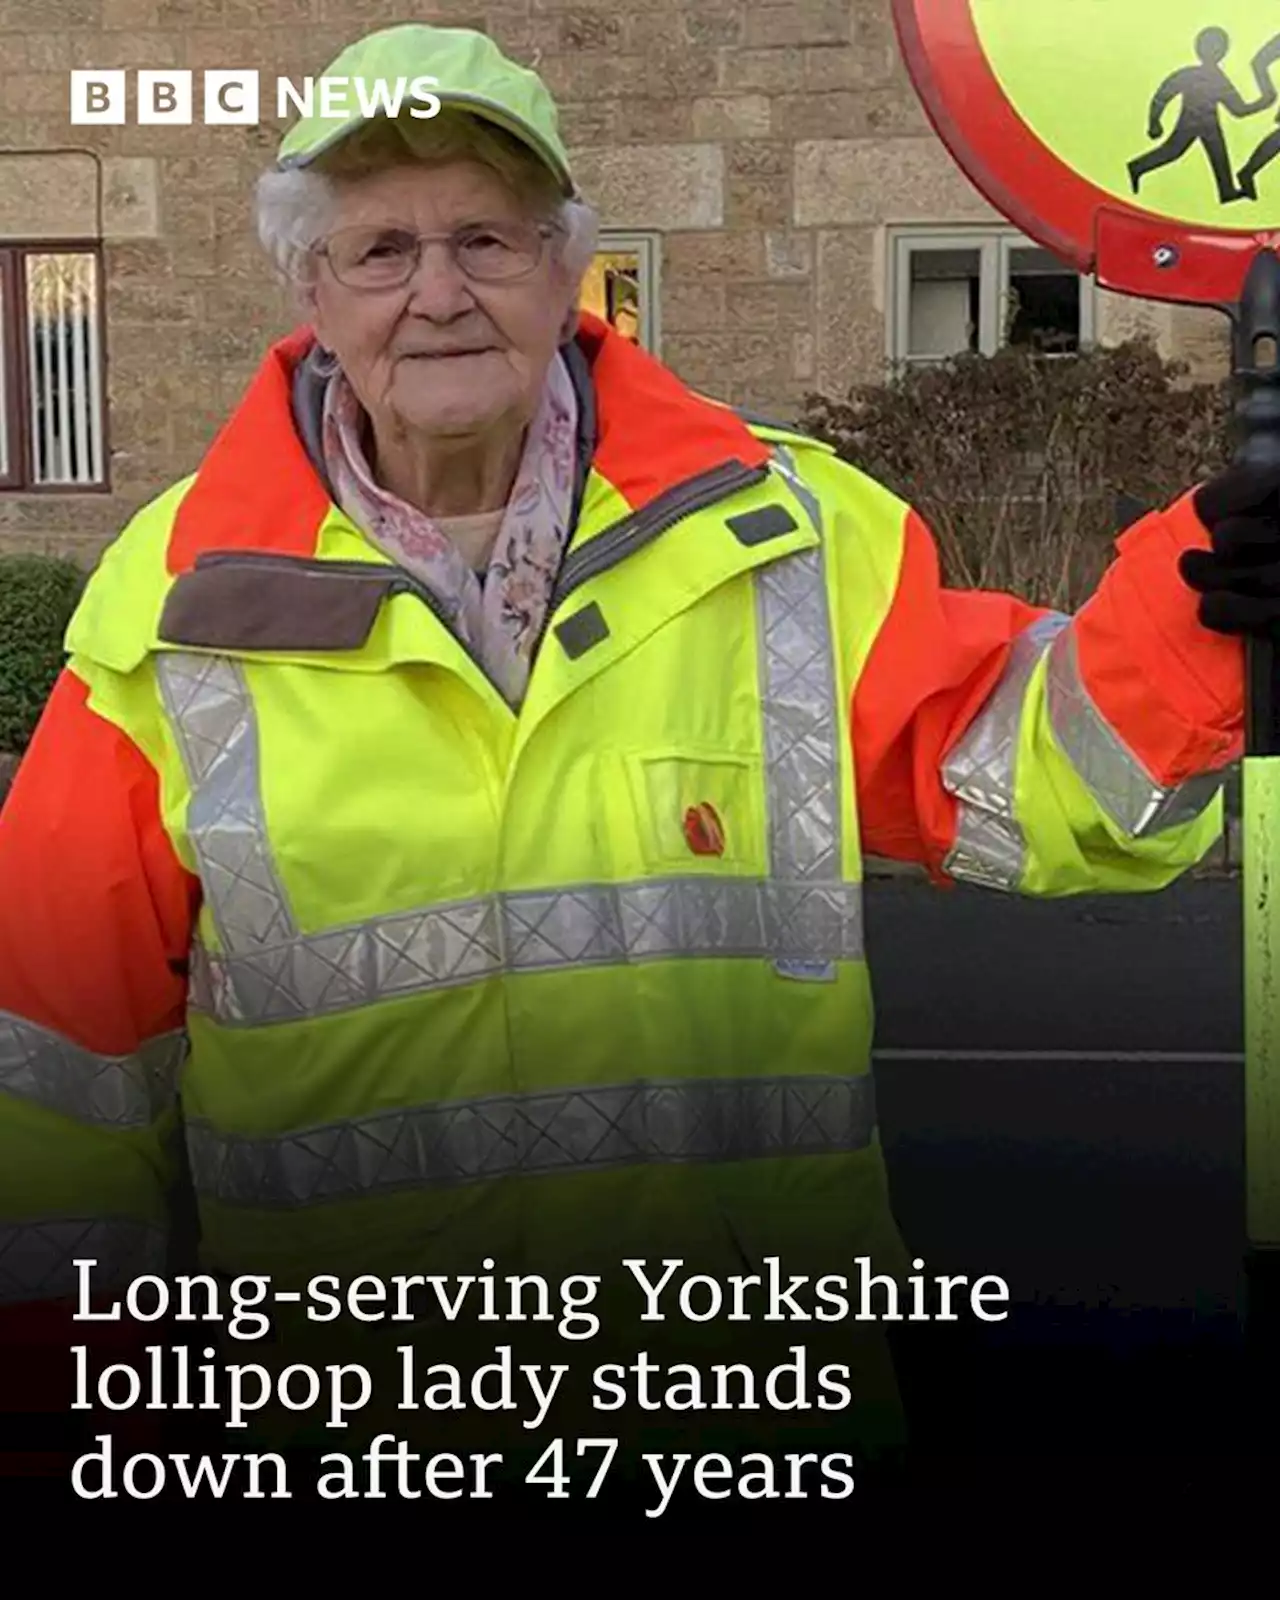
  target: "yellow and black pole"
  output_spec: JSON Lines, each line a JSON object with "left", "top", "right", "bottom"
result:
{"left": 1238, "top": 249, "right": 1280, "bottom": 1370}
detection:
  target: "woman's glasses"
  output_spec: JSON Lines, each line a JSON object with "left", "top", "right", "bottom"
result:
{"left": 315, "top": 219, "right": 559, "bottom": 290}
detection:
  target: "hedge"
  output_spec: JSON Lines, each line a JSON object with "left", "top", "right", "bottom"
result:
{"left": 0, "top": 553, "right": 86, "bottom": 754}
{"left": 799, "top": 337, "right": 1232, "bottom": 612}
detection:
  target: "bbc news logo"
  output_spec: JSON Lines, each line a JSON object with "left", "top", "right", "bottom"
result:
{"left": 69, "top": 71, "right": 444, "bottom": 125}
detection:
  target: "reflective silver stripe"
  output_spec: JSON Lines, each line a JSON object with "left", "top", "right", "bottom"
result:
{"left": 187, "top": 1074, "right": 877, "bottom": 1206}
{"left": 0, "top": 1012, "right": 185, "bottom": 1127}
{"left": 758, "top": 539, "right": 837, "bottom": 886}
{"left": 943, "top": 614, "right": 1070, "bottom": 891}
{"left": 769, "top": 442, "right": 824, "bottom": 533}
{"left": 1044, "top": 626, "right": 1224, "bottom": 837}
{"left": 188, "top": 877, "right": 865, "bottom": 1024}
{"left": 0, "top": 1218, "right": 167, "bottom": 1303}
{"left": 156, "top": 652, "right": 297, "bottom": 954}
{"left": 761, "top": 445, "right": 848, "bottom": 973}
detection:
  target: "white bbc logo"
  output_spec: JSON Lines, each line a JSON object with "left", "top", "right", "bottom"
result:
{"left": 70, "top": 70, "right": 261, "bottom": 124}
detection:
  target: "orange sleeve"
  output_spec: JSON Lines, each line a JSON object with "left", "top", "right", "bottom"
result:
{"left": 0, "top": 668, "right": 199, "bottom": 1468}
{"left": 0, "top": 668, "right": 197, "bottom": 1049}
{"left": 1070, "top": 490, "right": 1242, "bottom": 781}
{"left": 853, "top": 495, "right": 1242, "bottom": 881}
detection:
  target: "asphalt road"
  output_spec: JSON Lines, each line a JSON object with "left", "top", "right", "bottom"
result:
{"left": 863, "top": 873, "right": 1267, "bottom": 1489}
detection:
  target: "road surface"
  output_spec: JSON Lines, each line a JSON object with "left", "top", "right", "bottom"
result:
{"left": 864, "top": 873, "right": 1260, "bottom": 1491}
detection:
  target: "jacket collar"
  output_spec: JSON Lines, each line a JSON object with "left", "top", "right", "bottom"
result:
{"left": 166, "top": 313, "right": 770, "bottom": 574}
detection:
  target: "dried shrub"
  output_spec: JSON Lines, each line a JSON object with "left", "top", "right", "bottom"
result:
{"left": 799, "top": 340, "right": 1234, "bottom": 611}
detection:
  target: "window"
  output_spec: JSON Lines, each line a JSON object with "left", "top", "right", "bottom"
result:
{"left": 888, "top": 228, "right": 1095, "bottom": 367}
{"left": 579, "top": 233, "right": 660, "bottom": 354}
{"left": 0, "top": 244, "right": 107, "bottom": 491}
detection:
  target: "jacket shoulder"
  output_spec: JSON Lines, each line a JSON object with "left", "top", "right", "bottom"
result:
{"left": 64, "top": 474, "right": 197, "bottom": 674}
{"left": 731, "top": 408, "right": 911, "bottom": 528}
{"left": 732, "top": 407, "right": 836, "bottom": 458}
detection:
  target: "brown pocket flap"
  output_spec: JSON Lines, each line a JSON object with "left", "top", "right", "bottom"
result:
{"left": 158, "top": 561, "right": 399, "bottom": 653}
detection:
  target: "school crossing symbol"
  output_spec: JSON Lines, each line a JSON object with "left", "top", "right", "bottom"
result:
{"left": 1128, "top": 25, "right": 1280, "bottom": 205}
{"left": 893, "top": 0, "right": 1280, "bottom": 293}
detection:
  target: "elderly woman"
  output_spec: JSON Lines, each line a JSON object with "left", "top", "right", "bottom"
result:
{"left": 0, "top": 23, "right": 1273, "bottom": 1500}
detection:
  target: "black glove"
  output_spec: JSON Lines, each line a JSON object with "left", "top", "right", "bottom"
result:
{"left": 1179, "top": 460, "right": 1280, "bottom": 635}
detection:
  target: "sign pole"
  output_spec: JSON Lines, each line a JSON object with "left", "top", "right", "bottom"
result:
{"left": 1236, "top": 249, "right": 1280, "bottom": 1391}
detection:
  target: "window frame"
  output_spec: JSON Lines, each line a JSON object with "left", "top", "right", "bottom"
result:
{"left": 0, "top": 239, "right": 110, "bottom": 495}
{"left": 887, "top": 225, "right": 1097, "bottom": 369}
{"left": 587, "top": 231, "right": 662, "bottom": 357}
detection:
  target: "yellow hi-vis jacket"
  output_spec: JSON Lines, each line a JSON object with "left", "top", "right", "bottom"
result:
{"left": 0, "top": 315, "right": 1237, "bottom": 1468}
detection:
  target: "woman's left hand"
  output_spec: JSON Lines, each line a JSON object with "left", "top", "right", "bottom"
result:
{"left": 1180, "top": 460, "right": 1280, "bottom": 635}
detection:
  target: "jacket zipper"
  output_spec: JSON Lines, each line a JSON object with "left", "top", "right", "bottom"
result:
{"left": 548, "top": 459, "right": 771, "bottom": 612}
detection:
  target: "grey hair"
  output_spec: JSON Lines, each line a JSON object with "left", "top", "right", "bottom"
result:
{"left": 255, "top": 108, "right": 599, "bottom": 293}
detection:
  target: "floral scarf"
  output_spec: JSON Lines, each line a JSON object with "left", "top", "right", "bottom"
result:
{"left": 320, "top": 353, "right": 579, "bottom": 708}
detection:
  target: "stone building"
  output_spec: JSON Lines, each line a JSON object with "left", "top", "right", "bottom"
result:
{"left": 0, "top": 0, "right": 1232, "bottom": 564}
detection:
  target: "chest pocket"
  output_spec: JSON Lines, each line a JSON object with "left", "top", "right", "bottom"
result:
{"left": 627, "top": 749, "right": 765, "bottom": 873}
{"left": 611, "top": 441, "right": 839, "bottom": 890}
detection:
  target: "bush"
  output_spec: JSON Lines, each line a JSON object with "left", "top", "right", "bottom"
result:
{"left": 799, "top": 339, "right": 1234, "bottom": 611}
{"left": 0, "top": 554, "right": 86, "bottom": 753}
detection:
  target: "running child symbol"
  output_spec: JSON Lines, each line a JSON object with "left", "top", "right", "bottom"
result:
{"left": 1128, "top": 26, "right": 1268, "bottom": 205}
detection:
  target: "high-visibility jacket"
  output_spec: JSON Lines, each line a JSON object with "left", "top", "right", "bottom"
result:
{"left": 0, "top": 314, "right": 1241, "bottom": 1474}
